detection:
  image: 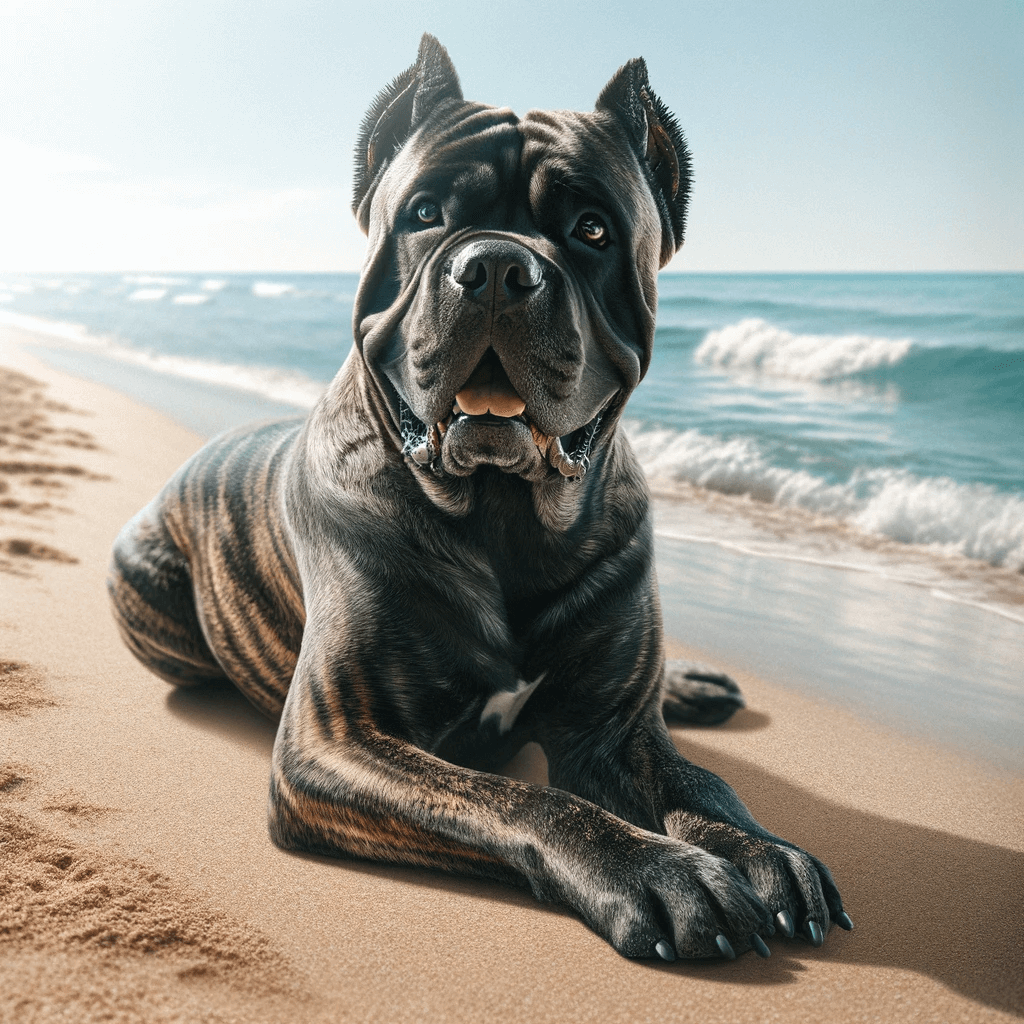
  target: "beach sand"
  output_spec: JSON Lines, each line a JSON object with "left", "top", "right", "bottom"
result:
{"left": 2, "top": 327, "right": 1022, "bottom": 1023}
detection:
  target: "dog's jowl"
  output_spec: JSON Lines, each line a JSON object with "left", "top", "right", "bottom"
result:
{"left": 109, "top": 35, "right": 850, "bottom": 961}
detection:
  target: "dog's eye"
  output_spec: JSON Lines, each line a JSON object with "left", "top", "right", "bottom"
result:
{"left": 575, "top": 214, "right": 610, "bottom": 249}
{"left": 415, "top": 200, "right": 441, "bottom": 225}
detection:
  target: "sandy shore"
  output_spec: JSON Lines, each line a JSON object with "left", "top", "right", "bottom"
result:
{"left": 2, "top": 329, "right": 1022, "bottom": 1023}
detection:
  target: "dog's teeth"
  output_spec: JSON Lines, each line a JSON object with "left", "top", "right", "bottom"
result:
{"left": 529, "top": 423, "right": 553, "bottom": 452}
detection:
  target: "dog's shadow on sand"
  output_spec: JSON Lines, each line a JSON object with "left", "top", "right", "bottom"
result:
{"left": 168, "top": 684, "right": 1023, "bottom": 1015}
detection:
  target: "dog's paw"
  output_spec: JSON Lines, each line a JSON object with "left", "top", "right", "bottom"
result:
{"left": 665, "top": 815, "right": 851, "bottom": 948}
{"left": 557, "top": 834, "right": 774, "bottom": 961}
{"left": 662, "top": 660, "right": 745, "bottom": 725}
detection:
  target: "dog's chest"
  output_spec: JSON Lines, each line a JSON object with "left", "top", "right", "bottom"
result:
{"left": 477, "top": 673, "right": 545, "bottom": 734}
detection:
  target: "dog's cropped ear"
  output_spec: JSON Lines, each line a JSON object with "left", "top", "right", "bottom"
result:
{"left": 596, "top": 59, "right": 692, "bottom": 266}
{"left": 353, "top": 34, "right": 463, "bottom": 226}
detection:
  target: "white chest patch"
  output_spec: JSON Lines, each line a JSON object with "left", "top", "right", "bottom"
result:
{"left": 479, "top": 673, "right": 545, "bottom": 734}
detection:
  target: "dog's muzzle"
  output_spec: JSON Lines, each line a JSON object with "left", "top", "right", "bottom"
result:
{"left": 400, "top": 348, "right": 603, "bottom": 482}
{"left": 395, "top": 236, "right": 607, "bottom": 482}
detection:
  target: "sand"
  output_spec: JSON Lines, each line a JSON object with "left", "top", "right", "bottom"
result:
{"left": 1, "top": 328, "right": 1022, "bottom": 1023}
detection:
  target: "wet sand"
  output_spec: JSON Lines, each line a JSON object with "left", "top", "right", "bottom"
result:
{"left": 2, "top": 327, "right": 1022, "bottom": 1023}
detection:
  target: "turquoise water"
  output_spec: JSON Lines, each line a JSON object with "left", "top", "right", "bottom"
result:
{"left": 2, "top": 271, "right": 1022, "bottom": 570}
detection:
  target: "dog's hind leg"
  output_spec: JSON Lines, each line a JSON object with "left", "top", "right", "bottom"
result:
{"left": 661, "top": 660, "right": 745, "bottom": 726}
{"left": 108, "top": 505, "right": 227, "bottom": 687}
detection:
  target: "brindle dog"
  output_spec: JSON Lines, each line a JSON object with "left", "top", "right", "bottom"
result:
{"left": 109, "top": 35, "right": 851, "bottom": 961}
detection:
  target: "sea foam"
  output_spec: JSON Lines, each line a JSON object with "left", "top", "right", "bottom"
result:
{"left": 628, "top": 423, "right": 1024, "bottom": 570}
{"left": 695, "top": 318, "right": 914, "bottom": 380}
{"left": 0, "top": 310, "right": 325, "bottom": 409}
{"left": 252, "top": 281, "right": 295, "bottom": 298}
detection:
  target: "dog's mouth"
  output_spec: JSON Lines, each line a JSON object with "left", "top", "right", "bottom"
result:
{"left": 453, "top": 348, "right": 528, "bottom": 420}
{"left": 399, "top": 349, "right": 603, "bottom": 481}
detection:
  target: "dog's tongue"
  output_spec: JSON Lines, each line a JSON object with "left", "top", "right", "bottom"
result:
{"left": 455, "top": 352, "right": 526, "bottom": 418}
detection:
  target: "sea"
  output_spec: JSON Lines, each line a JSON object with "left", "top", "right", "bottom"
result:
{"left": 2, "top": 271, "right": 1022, "bottom": 767}
{"left": 2, "top": 272, "right": 1021, "bottom": 568}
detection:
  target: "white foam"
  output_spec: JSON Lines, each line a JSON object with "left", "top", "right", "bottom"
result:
{"left": 128, "top": 287, "right": 167, "bottom": 302}
{"left": 252, "top": 281, "right": 295, "bottom": 298}
{"left": 108, "top": 349, "right": 325, "bottom": 408}
{"left": 851, "top": 473, "right": 1024, "bottom": 570}
{"left": 123, "top": 274, "right": 187, "bottom": 286}
{"left": 0, "top": 310, "right": 96, "bottom": 344}
{"left": 172, "top": 293, "right": 210, "bottom": 305}
{"left": 627, "top": 422, "right": 1024, "bottom": 571}
{"left": 201, "top": 279, "right": 228, "bottom": 292}
{"left": 0, "top": 309, "right": 325, "bottom": 409}
{"left": 694, "top": 318, "right": 914, "bottom": 381}
{"left": 0, "top": 293, "right": 13, "bottom": 304}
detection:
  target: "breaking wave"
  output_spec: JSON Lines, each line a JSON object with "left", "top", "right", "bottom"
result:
{"left": 694, "top": 318, "right": 914, "bottom": 380}
{"left": 628, "top": 423, "right": 1024, "bottom": 571}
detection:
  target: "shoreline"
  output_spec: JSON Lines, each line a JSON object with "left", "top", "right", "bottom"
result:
{"left": 2, "top": 328, "right": 1023, "bottom": 1022}
{"left": 11, "top": 325, "right": 1022, "bottom": 772}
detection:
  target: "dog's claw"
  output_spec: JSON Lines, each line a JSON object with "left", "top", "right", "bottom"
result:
{"left": 806, "top": 920, "right": 824, "bottom": 946}
{"left": 750, "top": 934, "right": 771, "bottom": 958}
{"left": 836, "top": 910, "right": 854, "bottom": 931}
{"left": 715, "top": 934, "right": 736, "bottom": 960}
{"left": 655, "top": 939, "right": 676, "bottom": 962}
{"left": 775, "top": 910, "right": 795, "bottom": 938}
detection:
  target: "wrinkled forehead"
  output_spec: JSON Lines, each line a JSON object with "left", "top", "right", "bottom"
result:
{"left": 378, "top": 101, "right": 646, "bottom": 218}
{"left": 374, "top": 103, "right": 520, "bottom": 218}
{"left": 519, "top": 107, "right": 647, "bottom": 218}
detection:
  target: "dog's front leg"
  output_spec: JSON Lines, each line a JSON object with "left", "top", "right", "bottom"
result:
{"left": 543, "top": 697, "right": 850, "bottom": 957}
{"left": 267, "top": 641, "right": 776, "bottom": 961}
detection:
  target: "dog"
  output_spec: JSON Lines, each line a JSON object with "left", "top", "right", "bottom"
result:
{"left": 109, "top": 34, "right": 850, "bottom": 961}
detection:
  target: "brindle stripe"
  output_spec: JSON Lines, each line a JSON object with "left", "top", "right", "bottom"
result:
{"left": 213, "top": 429, "right": 300, "bottom": 684}
{"left": 270, "top": 695, "right": 540, "bottom": 882}
{"left": 319, "top": 429, "right": 377, "bottom": 468}
{"left": 306, "top": 670, "right": 341, "bottom": 739}
{"left": 148, "top": 423, "right": 305, "bottom": 718}
{"left": 261, "top": 440, "right": 304, "bottom": 614}
{"left": 108, "top": 501, "right": 228, "bottom": 686}
{"left": 269, "top": 770, "right": 520, "bottom": 881}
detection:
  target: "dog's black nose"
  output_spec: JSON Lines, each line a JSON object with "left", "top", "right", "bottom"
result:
{"left": 451, "top": 239, "right": 542, "bottom": 305}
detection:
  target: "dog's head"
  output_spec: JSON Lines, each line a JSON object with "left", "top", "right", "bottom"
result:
{"left": 351, "top": 35, "right": 690, "bottom": 484}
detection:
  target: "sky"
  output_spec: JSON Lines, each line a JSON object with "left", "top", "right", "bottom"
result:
{"left": 0, "top": 0, "right": 1021, "bottom": 274}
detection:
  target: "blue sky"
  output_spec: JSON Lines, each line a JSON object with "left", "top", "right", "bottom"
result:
{"left": 1, "top": 0, "right": 1021, "bottom": 272}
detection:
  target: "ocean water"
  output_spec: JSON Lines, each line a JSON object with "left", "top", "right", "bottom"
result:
{"left": 2, "top": 271, "right": 1022, "bottom": 581}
